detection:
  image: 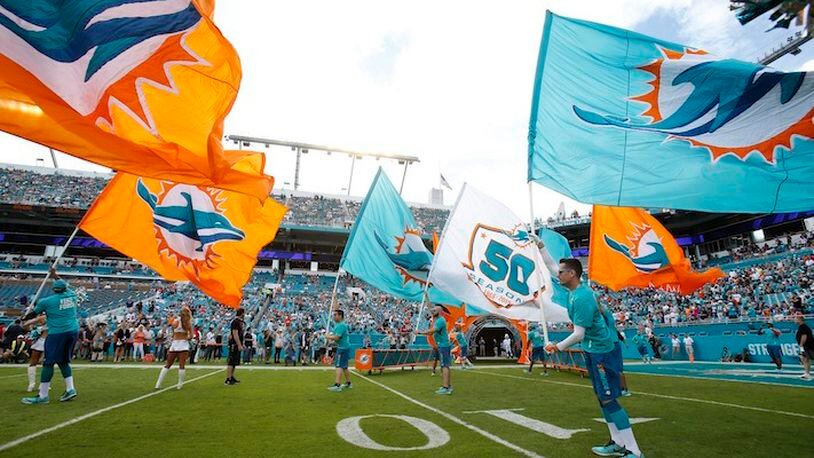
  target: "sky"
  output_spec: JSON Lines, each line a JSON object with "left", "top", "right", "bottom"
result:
{"left": 2, "top": 0, "right": 813, "bottom": 218}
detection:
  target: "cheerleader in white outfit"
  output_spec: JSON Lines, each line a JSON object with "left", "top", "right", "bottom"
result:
{"left": 26, "top": 321, "right": 47, "bottom": 392}
{"left": 155, "top": 306, "right": 193, "bottom": 390}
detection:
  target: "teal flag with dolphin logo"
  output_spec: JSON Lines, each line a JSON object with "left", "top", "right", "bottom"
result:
{"left": 340, "top": 168, "right": 456, "bottom": 303}
{"left": 528, "top": 11, "right": 814, "bottom": 213}
{"left": 536, "top": 227, "right": 571, "bottom": 307}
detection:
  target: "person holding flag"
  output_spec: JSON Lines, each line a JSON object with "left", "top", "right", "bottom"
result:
{"left": 21, "top": 268, "right": 79, "bottom": 405}
{"left": 326, "top": 309, "right": 352, "bottom": 392}
{"left": 526, "top": 323, "right": 548, "bottom": 376}
{"left": 420, "top": 305, "right": 452, "bottom": 395}
{"left": 545, "top": 259, "right": 644, "bottom": 458}
{"left": 453, "top": 324, "right": 473, "bottom": 370}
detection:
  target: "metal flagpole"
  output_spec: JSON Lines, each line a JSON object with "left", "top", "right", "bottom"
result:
{"left": 26, "top": 226, "right": 80, "bottom": 314}
{"left": 528, "top": 182, "right": 550, "bottom": 343}
{"left": 411, "top": 282, "right": 431, "bottom": 345}
{"left": 325, "top": 269, "right": 342, "bottom": 330}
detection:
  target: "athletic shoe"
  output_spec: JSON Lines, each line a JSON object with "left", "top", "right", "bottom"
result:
{"left": 621, "top": 389, "right": 632, "bottom": 397}
{"left": 800, "top": 374, "right": 812, "bottom": 380}
{"left": 21, "top": 395, "right": 49, "bottom": 405}
{"left": 224, "top": 379, "right": 232, "bottom": 386}
{"left": 431, "top": 371, "right": 436, "bottom": 376}
{"left": 328, "top": 385, "right": 343, "bottom": 392}
{"left": 591, "top": 440, "right": 626, "bottom": 457}
{"left": 435, "top": 386, "right": 453, "bottom": 395}
{"left": 344, "top": 383, "right": 353, "bottom": 389}
{"left": 231, "top": 378, "right": 241, "bottom": 384}
{"left": 27, "top": 384, "right": 35, "bottom": 392}
{"left": 540, "top": 372, "right": 549, "bottom": 377}
{"left": 620, "top": 450, "right": 644, "bottom": 458}
{"left": 59, "top": 389, "right": 77, "bottom": 402}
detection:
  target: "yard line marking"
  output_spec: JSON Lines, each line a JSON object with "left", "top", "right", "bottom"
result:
{"left": 0, "top": 363, "right": 337, "bottom": 371}
{"left": 353, "top": 372, "right": 544, "bottom": 458}
{"left": 0, "top": 369, "right": 222, "bottom": 452}
{"left": 468, "top": 370, "right": 814, "bottom": 420}
{"left": 0, "top": 373, "right": 26, "bottom": 380}
{"left": 623, "top": 366, "right": 814, "bottom": 389}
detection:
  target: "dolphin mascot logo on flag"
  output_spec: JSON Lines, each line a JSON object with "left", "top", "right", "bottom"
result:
{"left": 603, "top": 225, "right": 670, "bottom": 273}
{"left": 573, "top": 47, "right": 814, "bottom": 163}
{"left": 375, "top": 228, "right": 434, "bottom": 285}
{"left": 137, "top": 179, "right": 245, "bottom": 267}
{"left": 0, "top": 0, "right": 205, "bottom": 131}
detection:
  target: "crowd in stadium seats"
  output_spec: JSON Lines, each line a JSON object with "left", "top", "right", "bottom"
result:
{"left": 598, "top": 249, "right": 814, "bottom": 331}
{"left": 0, "top": 166, "right": 450, "bottom": 233}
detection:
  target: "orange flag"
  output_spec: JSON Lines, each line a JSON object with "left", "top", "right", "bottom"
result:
{"left": 0, "top": 0, "right": 272, "bottom": 199}
{"left": 589, "top": 205, "right": 724, "bottom": 295}
{"left": 80, "top": 172, "right": 287, "bottom": 307}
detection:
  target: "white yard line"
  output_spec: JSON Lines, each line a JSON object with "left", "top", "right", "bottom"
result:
{"left": 469, "top": 370, "right": 814, "bottom": 420}
{"left": 0, "top": 363, "right": 336, "bottom": 371}
{"left": 353, "top": 372, "right": 544, "bottom": 458}
{"left": 0, "top": 369, "right": 222, "bottom": 452}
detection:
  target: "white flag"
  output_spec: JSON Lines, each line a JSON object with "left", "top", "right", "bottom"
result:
{"left": 428, "top": 184, "right": 569, "bottom": 323}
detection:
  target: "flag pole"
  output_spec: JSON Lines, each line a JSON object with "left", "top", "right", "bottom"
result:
{"left": 26, "top": 226, "right": 80, "bottom": 315}
{"left": 528, "top": 182, "right": 550, "bottom": 344}
{"left": 325, "top": 269, "right": 342, "bottom": 331}
{"left": 411, "top": 282, "right": 431, "bottom": 344}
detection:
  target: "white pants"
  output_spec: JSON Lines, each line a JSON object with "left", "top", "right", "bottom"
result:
{"left": 133, "top": 343, "right": 145, "bottom": 360}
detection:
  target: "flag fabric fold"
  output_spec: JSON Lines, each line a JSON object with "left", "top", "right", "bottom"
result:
{"left": 429, "top": 184, "right": 569, "bottom": 322}
{"left": 80, "top": 172, "right": 287, "bottom": 306}
{"left": 0, "top": 0, "right": 272, "bottom": 198}
{"left": 588, "top": 205, "right": 724, "bottom": 295}
{"left": 340, "top": 168, "right": 456, "bottom": 304}
{"left": 528, "top": 11, "right": 814, "bottom": 213}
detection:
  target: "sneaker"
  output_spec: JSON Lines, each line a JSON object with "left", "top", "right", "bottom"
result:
{"left": 435, "top": 386, "right": 453, "bottom": 395}
{"left": 22, "top": 395, "right": 49, "bottom": 405}
{"left": 224, "top": 379, "right": 232, "bottom": 386}
{"left": 801, "top": 374, "right": 812, "bottom": 381}
{"left": 431, "top": 371, "right": 436, "bottom": 376}
{"left": 27, "top": 384, "right": 35, "bottom": 392}
{"left": 621, "top": 389, "right": 632, "bottom": 397}
{"left": 328, "top": 385, "right": 343, "bottom": 392}
{"left": 231, "top": 378, "right": 241, "bottom": 384}
{"left": 620, "top": 451, "right": 644, "bottom": 458}
{"left": 591, "top": 441, "right": 626, "bottom": 457}
{"left": 344, "top": 383, "right": 353, "bottom": 389}
{"left": 59, "top": 389, "right": 77, "bottom": 402}
{"left": 540, "top": 372, "right": 549, "bottom": 377}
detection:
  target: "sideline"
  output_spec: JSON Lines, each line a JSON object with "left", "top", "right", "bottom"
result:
{"left": 353, "top": 371, "right": 544, "bottom": 458}
{"left": 469, "top": 370, "right": 814, "bottom": 420}
{"left": 0, "top": 369, "right": 222, "bottom": 452}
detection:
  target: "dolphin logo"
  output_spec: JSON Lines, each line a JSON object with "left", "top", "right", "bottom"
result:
{"left": 137, "top": 179, "right": 244, "bottom": 253}
{"left": 603, "top": 230, "right": 669, "bottom": 273}
{"left": 375, "top": 232, "right": 433, "bottom": 271}
{"left": 573, "top": 47, "right": 814, "bottom": 163}
{"left": 0, "top": 0, "right": 201, "bottom": 82}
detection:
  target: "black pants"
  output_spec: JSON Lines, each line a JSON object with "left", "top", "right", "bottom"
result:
{"left": 274, "top": 347, "right": 282, "bottom": 363}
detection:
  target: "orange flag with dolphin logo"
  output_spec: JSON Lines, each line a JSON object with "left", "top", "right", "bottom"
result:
{"left": 589, "top": 205, "right": 724, "bottom": 295}
{"left": 79, "top": 170, "right": 287, "bottom": 307}
{"left": 0, "top": 0, "right": 272, "bottom": 199}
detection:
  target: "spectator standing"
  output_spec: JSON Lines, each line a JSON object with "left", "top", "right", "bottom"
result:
{"left": 795, "top": 314, "right": 813, "bottom": 380}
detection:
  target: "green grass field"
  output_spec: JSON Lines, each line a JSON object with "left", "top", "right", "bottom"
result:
{"left": 0, "top": 363, "right": 811, "bottom": 457}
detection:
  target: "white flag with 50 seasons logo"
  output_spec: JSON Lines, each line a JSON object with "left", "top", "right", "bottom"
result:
{"left": 428, "top": 184, "right": 570, "bottom": 323}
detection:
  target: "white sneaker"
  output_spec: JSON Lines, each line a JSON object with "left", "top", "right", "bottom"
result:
{"left": 800, "top": 374, "right": 812, "bottom": 381}
{"left": 27, "top": 384, "right": 35, "bottom": 392}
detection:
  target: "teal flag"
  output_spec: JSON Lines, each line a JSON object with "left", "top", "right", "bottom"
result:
{"left": 537, "top": 227, "right": 571, "bottom": 307}
{"left": 528, "top": 11, "right": 814, "bottom": 213}
{"left": 340, "top": 168, "right": 455, "bottom": 303}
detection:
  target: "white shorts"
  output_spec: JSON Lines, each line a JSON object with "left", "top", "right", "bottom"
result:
{"left": 31, "top": 338, "right": 46, "bottom": 352}
{"left": 169, "top": 340, "right": 190, "bottom": 353}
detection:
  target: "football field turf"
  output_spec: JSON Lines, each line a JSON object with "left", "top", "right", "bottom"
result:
{"left": 0, "top": 363, "right": 811, "bottom": 457}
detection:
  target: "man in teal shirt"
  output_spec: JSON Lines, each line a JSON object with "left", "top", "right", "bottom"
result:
{"left": 421, "top": 305, "right": 452, "bottom": 395}
{"left": 326, "top": 309, "right": 351, "bottom": 392}
{"left": 526, "top": 323, "right": 548, "bottom": 376}
{"left": 22, "top": 268, "right": 79, "bottom": 405}
{"left": 545, "top": 259, "right": 644, "bottom": 458}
